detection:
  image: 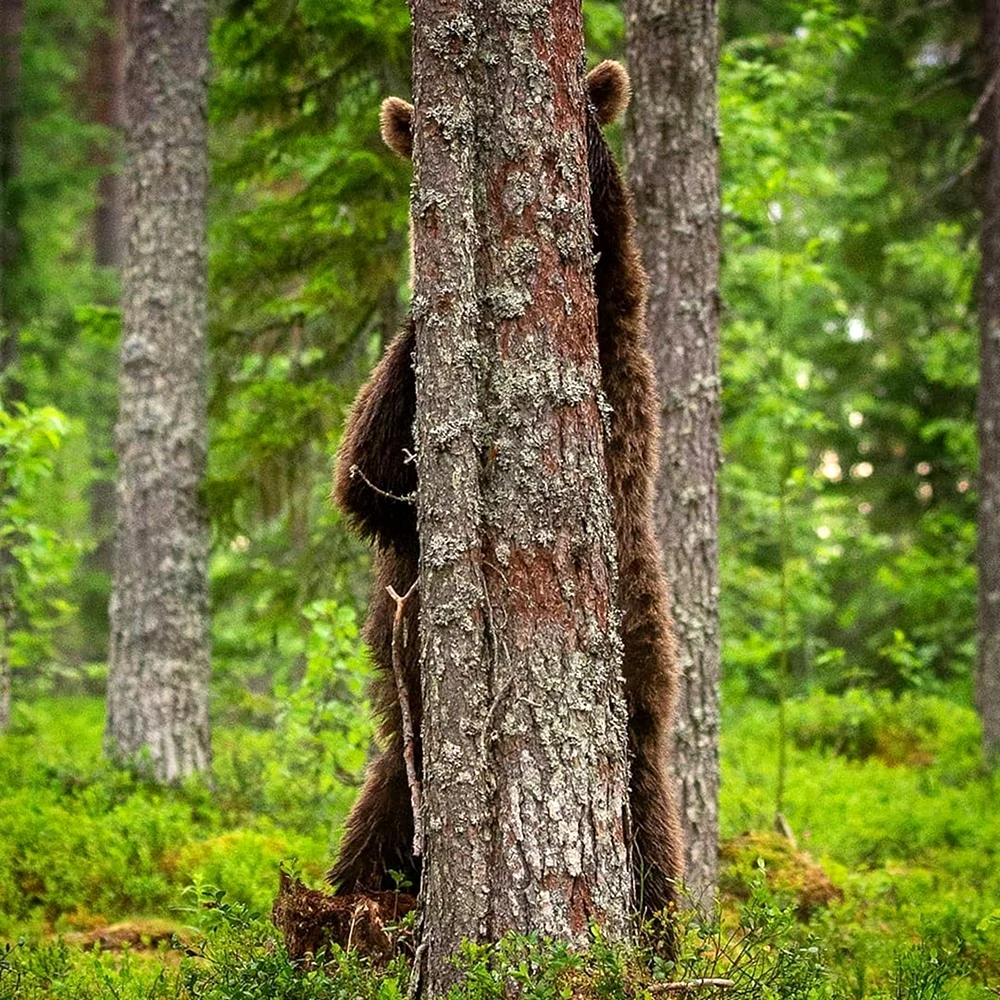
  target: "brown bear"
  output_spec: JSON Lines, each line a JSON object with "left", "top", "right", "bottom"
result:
{"left": 329, "top": 61, "right": 683, "bottom": 926}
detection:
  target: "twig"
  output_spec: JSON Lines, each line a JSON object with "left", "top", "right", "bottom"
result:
{"left": 969, "top": 66, "right": 1000, "bottom": 128}
{"left": 478, "top": 674, "right": 513, "bottom": 756}
{"left": 388, "top": 580, "right": 423, "bottom": 857}
{"left": 408, "top": 940, "right": 428, "bottom": 1000}
{"left": 350, "top": 464, "right": 416, "bottom": 504}
{"left": 346, "top": 899, "right": 361, "bottom": 953}
{"left": 774, "top": 811, "right": 798, "bottom": 849}
{"left": 651, "top": 979, "right": 735, "bottom": 993}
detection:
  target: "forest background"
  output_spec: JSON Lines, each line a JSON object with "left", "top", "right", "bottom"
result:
{"left": 1, "top": 0, "right": 998, "bottom": 997}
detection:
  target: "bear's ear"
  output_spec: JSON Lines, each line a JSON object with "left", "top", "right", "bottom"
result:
{"left": 586, "top": 60, "right": 631, "bottom": 126}
{"left": 380, "top": 97, "right": 413, "bottom": 159}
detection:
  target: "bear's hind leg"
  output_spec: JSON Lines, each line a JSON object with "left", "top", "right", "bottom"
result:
{"left": 630, "top": 746, "right": 684, "bottom": 916}
{"left": 327, "top": 739, "right": 419, "bottom": 894}
{"left": 629, "top": 713, "right": 684, "bottom": 956}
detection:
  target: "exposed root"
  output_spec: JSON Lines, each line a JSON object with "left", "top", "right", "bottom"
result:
{"left": 272, "top": 869, "right": 416, "bottom": 965}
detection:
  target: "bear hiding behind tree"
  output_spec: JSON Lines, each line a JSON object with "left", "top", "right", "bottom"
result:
{"left": 328, "top": 61, "right": 683, "bottom": 927}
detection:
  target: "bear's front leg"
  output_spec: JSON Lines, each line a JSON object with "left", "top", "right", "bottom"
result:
{"left": 333, "top": 321, "right": 417, "bottom": 550}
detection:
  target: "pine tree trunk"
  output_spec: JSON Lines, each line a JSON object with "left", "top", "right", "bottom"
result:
{"left": 89, "top": 0, "right": 127, "bottom": 269}
{"left": 979, "top": 0, "right": 1000, "bottom": 761}
{"left": 410, "top": 1, "right": 631, "bottom": 991}
{"left": 0, "top": 0, "right": 25, "bottom": 735}
{"left": 624, "top": 0, "right": 722, "bottom": 905}
{"left": 106, "top": 0, "right": 211, "bottom": 782}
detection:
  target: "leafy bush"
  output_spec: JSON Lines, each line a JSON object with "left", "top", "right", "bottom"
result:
{"left": 785, "top": 688, "right": 982, "bottom": 770}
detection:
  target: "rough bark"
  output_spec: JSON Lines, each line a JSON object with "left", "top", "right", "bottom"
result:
{"left": 979, "top": 0, "right": 1000, "bottom": 762}
{"left": 89, "top": 0, "right": 127, "bottom": 268}
{"left": 624, "top": 0, "right": 722, "bottom": 906}
{"left": 410, "top": 1, "right": 631, "bottom": 991}
{"left": 106, "top": 0, "right": 211, "bottom": 782}
{"left": 0, "top": 0, "right": 25, "bottom": 735}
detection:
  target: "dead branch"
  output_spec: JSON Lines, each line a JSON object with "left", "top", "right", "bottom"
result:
{"left": 969, "top": 66, "right": 1000, "bottom": 128}
{"left": 350, "top": 464, "right": 416, "bottom": 504}
{"left": 388, "top": 580, "right": 422, "bottom": 857}
{"left": 651, "top": 979, "right": 736, "bottom": 993}
{"left": 408, "top": 939, "right": 428, "bottom": 1000}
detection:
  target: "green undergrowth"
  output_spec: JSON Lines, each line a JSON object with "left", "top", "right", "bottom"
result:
{"left": 0, "top": 697, "right": 337, "bottom": 939}
{"left": 1, "top": 691, "right": 998, "bottom": 997}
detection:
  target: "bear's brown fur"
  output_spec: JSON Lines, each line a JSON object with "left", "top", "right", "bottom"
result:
{"left": 329, "top": 61, "right": 683, "bottom": 924}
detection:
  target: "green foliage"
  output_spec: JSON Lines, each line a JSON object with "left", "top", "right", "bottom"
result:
{"left": 0, "top": 601, "right": 368, "bottom": 935}
{"left": 0, "top": 697, "right": 336, "bottom": 939}
{"left": 0, "top": 405, "right": 78, "bottom": 674}
{"left": 7, "top": 0, "right": 115, "bottom": 674}
{"left": 784, "top": 688, "right": 982, "bottom": 767}
{"left": 719, "top": 2, "right": 979, "bottom": 697}
{"left": 211, "top": 600, "right": 372, "bottom": 834}
{"left": 205, "top": 0, "right": 410, "bottom": 696}
{"left": 14, "top": 0, "right": 109, "bottom": 322}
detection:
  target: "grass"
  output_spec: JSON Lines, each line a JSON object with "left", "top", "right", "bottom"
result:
{"left": 0, "top": 689, "right": 997, "bottom": 997}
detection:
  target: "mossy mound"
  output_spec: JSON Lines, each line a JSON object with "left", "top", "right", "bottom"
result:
{"left": 720, "top": 831, "right": 842, "bottom": 918}
{"left": 63, "top": 918, "right": 189, "bottom": 951}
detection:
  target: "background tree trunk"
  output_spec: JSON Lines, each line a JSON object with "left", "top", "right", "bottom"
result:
{"left": 0, "top": 0, "right": 25, "bottom": 734}
{"left": 979, "top": 0, "right": 1000, "bottom": 761}
{"left": 0, "top": 0, "right": 25, "bottom": 388}
{"left": 106, "top": 0, "right": 211, "bottom": 782}
{"left": 84, "top": 0, "right": 127, "bottom": 610}
{"left": 410, "top": 1, "right": 631, "bottom": 991}
{"left": 624, "top": 0, "right": 723, "bottom": 905}
{"left": 89, "top": 0, "right": 127, "bottom": 269}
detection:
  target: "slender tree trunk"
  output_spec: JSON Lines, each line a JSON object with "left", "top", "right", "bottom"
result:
{"left": 0, "top": 0, "right": 25, "bottom": 735}
{"left": 979, "top": 0, "right": 1000, "bottom": 761}
{"left": 624, "top": 0, "right": 722, "bottom": 905}
{"left": 410, "top": 1, "right": 631, "bottom": 991}
{"left": 106, "top": 0, "right": 211, "bottom": 782}
{"left": 0, "top": 0, "right": 24, "bottom": 385}
{"left": 89, "top": 0, "right": 127, "bottom": 269}
{"left": 81, "top": 0, "right": 127, "bottom": 637}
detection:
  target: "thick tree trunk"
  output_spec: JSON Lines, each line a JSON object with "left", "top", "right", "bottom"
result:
{"left": 106, "top": 0, "right": 211, "bottom": 782}
{"left": 0, "top": 0, "right": 25, "bottom": 735}
{"left": 979, "top": 0, "right": 1000, "bottom": 761}
{"left": 89, "top": 0, "right": 127, "bottom": 269}
{"left": 410, "top": 1, "right": 631, "bottom": 991}
{"left": 624, "top": 0, "right": 722, "bottom": 905}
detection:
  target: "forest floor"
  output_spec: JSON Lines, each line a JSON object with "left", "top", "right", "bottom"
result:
{"left": 0, "top": 689, "right": 997, "bottom": 998}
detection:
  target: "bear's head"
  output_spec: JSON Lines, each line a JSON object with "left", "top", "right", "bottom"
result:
{"left": 379, "top": 60, "right": 629, "bottom": 160}
{"left": 379, "top": 61, "right": 630, "bottom": 242}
